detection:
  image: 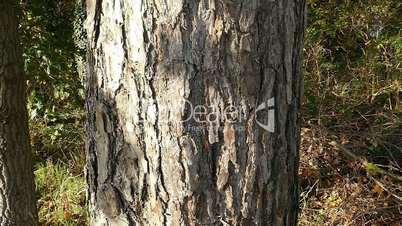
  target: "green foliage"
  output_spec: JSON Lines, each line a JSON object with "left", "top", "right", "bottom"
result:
{"left": 21, "top": 0, "right": 86, "bottom": 165}
{"left": 20, "top": 0, "right": 87, "bottom": 224}
{"left": 365, "top": 162, "right": 382, "bottom": 176}
{"left": 304, "top": 0, "right": 402, "bottom": 145}
{"left": 21, "top": 0, "right": 84, "bottom": 126}
{"left": 302, "top": 1, "right": 402, "bottom": 223}
{"left": 30, "top": 119, "right": 85, "bottom": 174}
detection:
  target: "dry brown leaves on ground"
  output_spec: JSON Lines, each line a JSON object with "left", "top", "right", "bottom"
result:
{"left": 299, "top": 127, "right": 402, "bottom": 226}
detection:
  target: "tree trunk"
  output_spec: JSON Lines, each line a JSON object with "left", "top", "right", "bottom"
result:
{"left": 85, "top": 0, "right": 306, "bottom": 225}
{"left": 0, "top": 1, "right": 38, "bottom": 225}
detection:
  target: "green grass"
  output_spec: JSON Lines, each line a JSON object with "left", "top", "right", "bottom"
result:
{"left": 35, "top": 162, "right": 88, "bottom": 226}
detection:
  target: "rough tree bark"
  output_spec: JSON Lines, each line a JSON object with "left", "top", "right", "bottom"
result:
{"left": 0, "top": 1, "right": 38, "bottom": 225}
{"left": 86, "top": 0, "right": 306, "bottom": 225}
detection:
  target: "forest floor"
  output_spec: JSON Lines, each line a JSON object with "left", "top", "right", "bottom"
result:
{"left": 299, "top": 123, "right": 402, "bottom": 225}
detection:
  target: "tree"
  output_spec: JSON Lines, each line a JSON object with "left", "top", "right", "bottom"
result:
{"left": 86, "top": 0, "right": 306, "bottom": 225}
{"left": 0, "top": 1, "right": 38, "bottom": 225}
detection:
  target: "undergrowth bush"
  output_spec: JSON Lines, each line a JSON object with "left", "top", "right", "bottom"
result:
{"left": 301, "top": 0, "right": 402, "bottom": 225}
{"left": 21, "top": 0, "right": 87, "bottom": 224}
{"left": 304, "top": 0, "right": 402, "bottom": 157}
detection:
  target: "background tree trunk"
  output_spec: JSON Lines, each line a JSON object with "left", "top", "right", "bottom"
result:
{"left": 0, "top": 1, "right": 38, "bottom": 225}
{"left": 86, "top": 0, "right": 306, "bottom": 225}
